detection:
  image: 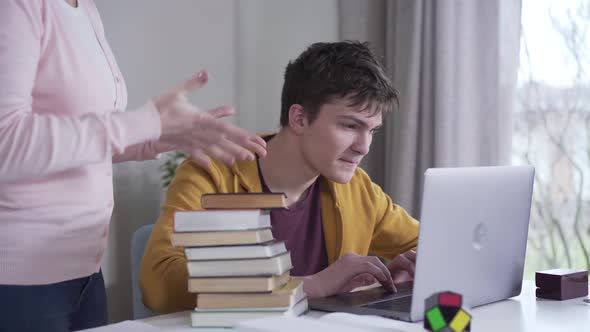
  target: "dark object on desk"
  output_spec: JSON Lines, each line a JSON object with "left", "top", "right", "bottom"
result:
{"left": 424, "top": 291, "right": 471, "bottom": 332}
{"left": 535, "top": 269, "right": 588, "bottom": 301}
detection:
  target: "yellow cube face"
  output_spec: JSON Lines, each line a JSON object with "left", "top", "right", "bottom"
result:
{"left": 449, "top": 309, "right": 471, "bottom": 332}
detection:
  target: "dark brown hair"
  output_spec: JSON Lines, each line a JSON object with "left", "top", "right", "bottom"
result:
{"left": 280, "top": 41, "right": 399, "bottom": 126}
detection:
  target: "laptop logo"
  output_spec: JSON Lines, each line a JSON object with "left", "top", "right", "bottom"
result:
{"left": 472, "top": 222, "right": 487, "bottom": 250}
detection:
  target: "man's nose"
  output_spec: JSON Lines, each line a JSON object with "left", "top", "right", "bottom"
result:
{"left": 351, "top": 132, "right": 372, "bottom": 156}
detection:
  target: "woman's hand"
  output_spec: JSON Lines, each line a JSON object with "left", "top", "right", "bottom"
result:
{"left": 154, "top": 70, "right": 266, "bottom": 167}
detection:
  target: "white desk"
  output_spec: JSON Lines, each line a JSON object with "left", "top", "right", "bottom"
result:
{"left": 86, "top": 281, "right": 590, "bottom": 332}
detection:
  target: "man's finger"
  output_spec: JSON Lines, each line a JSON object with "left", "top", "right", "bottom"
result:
{"left": 391, "top": 255, "right": 415, "bottom": 275}
{"left": 361, "top": 259, "right": 395, "bottom": 292}
{"left": 393, "top": 270, "right": 413, "bottom": 284}
{"left": 404, "top": 250, "right": 417, "bottom": 262}
{"left": 342, "top": 274, "right": 377, "bottom": 293}
{"left": 403, "top": 256, "right": 416, "bottom": 274}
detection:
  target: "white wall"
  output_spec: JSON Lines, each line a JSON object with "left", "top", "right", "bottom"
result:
{"left": 95, "top": 0, "right": 338, "bottom": 323}
{"left": 235, "top": 0, "right": 339, "bottom": 132}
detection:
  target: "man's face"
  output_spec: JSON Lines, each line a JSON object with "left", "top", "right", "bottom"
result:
{"left": 299, "top": 99, "right": 382, "bottom": 183}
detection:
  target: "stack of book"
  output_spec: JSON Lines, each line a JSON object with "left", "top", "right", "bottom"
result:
{"left": 170, "top": 193, "right": 308, "bottom": 328}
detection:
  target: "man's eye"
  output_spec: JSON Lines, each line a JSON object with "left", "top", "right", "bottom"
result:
{"left": 342, "top": 123, "right": 357, "bottom": 130}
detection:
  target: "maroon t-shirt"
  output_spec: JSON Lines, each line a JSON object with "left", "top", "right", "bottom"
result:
{"left": 257, "top": 162, "right": 329, "bottom": 276}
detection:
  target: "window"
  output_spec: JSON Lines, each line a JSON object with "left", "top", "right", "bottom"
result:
{"left": 515, "top": 0, "right": 590, "bottom": 278}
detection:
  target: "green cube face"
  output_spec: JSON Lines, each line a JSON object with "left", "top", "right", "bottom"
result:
{"left": 426, "top": 307, "right": 447, "bottom": 331}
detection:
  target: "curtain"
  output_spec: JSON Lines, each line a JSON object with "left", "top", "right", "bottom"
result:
{"left": 339, "top": 0, "right": 522, "bottom": 215}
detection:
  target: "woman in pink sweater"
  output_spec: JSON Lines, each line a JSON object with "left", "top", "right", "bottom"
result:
{"left": 0, "top": 1, "right": 266, "bottom": 331}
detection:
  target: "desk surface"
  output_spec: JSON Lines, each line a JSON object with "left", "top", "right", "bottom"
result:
{"left": 87, "top": 280, "right": 590, "bottom": 332}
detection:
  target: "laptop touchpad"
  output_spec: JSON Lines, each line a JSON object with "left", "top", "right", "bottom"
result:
{"left": 310, "top": 281, "right": 414, "bottom": 307}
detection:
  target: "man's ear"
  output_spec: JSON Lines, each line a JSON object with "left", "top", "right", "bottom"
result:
{"left": 288, "top": 104, "right": 307, "bottom": 135}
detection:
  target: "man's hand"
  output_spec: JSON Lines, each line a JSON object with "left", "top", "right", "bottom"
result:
{"left": 387, "top": 249, "right": 416, "bottom": 284}
{"left": 154, "top": 70, "right": 267, "bottom": 168}
{"left": 300, "top": 253, "right": 396, "bottom": 298}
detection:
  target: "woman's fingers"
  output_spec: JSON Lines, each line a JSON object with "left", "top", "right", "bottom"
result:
{"left": 188, "top": 149, "right": 211, "bottom": 169}
{"left": 194, "top": 113, "right": 266, "bottom": 161}
{"left": 176, "top": 70, "right": 209, "bottom": 97}
{"left": 156, "top": 70, "right": 209, "bottom": 108}
{"left": 155, "top": 71, "right": 267, "bottom": 163}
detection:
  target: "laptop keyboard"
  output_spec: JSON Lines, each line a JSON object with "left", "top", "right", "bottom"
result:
{"left": 363, "top": 295, "right": 413, "bottom": 312}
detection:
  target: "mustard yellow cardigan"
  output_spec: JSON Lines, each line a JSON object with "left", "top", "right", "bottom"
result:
{"left": 139, "top": 157, "right": 419, "bottom": 313}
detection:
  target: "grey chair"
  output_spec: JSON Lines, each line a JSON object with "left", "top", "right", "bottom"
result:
{"left": 130, "top": 224, "right": 156, "bottom": 319}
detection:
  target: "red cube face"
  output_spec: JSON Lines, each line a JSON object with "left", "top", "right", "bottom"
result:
{"left": 439, "top": 292, "right": 461, "bottom": 307}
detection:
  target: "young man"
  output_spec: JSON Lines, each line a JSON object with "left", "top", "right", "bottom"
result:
{"left": 140, "top": 41, "right": 419, "bottom": 313}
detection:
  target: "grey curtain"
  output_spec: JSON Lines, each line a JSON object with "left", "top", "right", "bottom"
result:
{"left": 340, "top": 0, "right": 522, "bottom": 216}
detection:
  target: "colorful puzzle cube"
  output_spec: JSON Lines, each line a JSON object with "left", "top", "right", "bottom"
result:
{"left": 424, "top": 291, "right": 471, "bottom": 332}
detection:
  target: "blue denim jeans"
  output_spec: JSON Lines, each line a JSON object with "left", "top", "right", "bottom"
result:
{"left": 0, "top": 270, "right": 107, "bottom": 332}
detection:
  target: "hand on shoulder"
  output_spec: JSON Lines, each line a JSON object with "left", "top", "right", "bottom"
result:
{"left": 154, "top": 70, "right": 267, "bottom": 167}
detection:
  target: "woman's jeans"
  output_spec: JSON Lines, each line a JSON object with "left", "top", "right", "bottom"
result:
{"left": 0, "top": 270, "right": 107, "bottom": 332}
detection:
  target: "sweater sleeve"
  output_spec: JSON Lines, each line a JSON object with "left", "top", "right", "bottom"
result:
{"left": 368, "top": 179, "right": 420, "bottom": 260}
{"left": 0, "top": 0, "right": 161, "bottom": 183}
{"left": 140, "top": 159, "right": 220, "bottom": 313}
{"left": 112, "top": 141, "right": 161, "bottom": 163}
{"left": 112, "top": 103, "right": 163, "bottom": 163}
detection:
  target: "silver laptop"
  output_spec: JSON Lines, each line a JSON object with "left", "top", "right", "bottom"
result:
{"left": 309, "top": 165, "right": 535, "bottom": 322}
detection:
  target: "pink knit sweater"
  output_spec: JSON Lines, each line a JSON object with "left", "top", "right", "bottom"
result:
{"left": 0, "top": 0, "right": 162, "bottom": 284}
